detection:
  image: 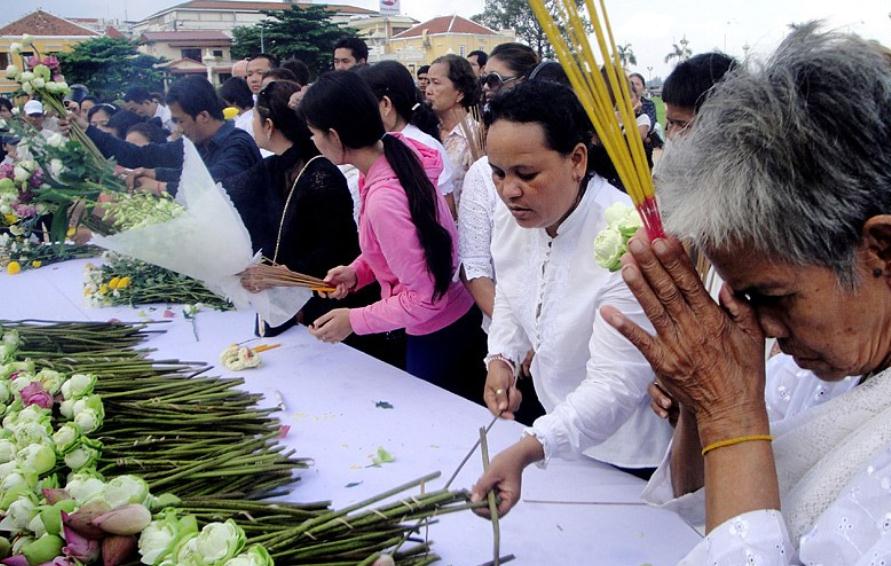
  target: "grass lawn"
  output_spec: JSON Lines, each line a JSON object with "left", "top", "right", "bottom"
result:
{"left": 653, "top": 95, "right": 666, "bottom": 128}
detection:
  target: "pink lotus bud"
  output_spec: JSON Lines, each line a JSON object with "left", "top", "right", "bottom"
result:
{"left": 61, "top": 525, "right": 100, "bottom": 562}
{"left": 20, "top": 382, "right": 53, "bottom": 409}
{"left": 63, "top": 500, "right": 109, "bottom": 539}
{"left": 92, "top": 505, "right": 151, "bottom": 536}
{"left": 101, "top": 535, "right": 137, "bottom": 566}
{"left": 1, "top": 556, "right": 28, "bottom": 566}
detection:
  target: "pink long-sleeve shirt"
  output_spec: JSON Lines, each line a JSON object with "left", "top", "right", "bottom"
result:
{"left": 348, "top": 134, "right": 473, "bottom": 336}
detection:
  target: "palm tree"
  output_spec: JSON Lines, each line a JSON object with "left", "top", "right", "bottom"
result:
{"left": 664, "top": 36, "right": 692, "bottom": 65}
{"left": 616, "top": 43, "right": 636, "bottom": 67}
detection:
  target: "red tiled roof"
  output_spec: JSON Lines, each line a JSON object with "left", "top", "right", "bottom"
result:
{"left": 140, "top": 30, "right": 231, "bottom": 42}
{"left": 144, "top": 0, "right": 377, "bottom": 20}
{"left": 392, "top": 15, "right": 499, "bottom": 39}
{"left": 0, "top": 10, "right": 101, "bottom": 37}
{"left": 105, "top": 26, "right": 125, "bottom": 38}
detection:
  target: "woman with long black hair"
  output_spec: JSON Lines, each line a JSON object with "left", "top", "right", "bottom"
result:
{"left": 230, "top": 81, "right": 383, "bottom": 360}
{"left": 298, "top": 71, "right": 486, "bottom": 399}
{"left": 357, "top": 61, "right": 458, "bottom": 216}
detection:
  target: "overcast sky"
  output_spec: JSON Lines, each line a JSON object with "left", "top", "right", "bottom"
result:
{"left": 5, "top": 0, "right": 890, "bottom": 78}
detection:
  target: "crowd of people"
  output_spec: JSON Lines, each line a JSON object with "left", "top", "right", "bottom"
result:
{"left": 3, "top": 25, "right": 891, "bottom": 564}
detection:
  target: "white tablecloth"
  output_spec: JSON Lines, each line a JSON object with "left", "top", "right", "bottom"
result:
{"left": 3, "top": 259, "right": 701, "bottom": 564}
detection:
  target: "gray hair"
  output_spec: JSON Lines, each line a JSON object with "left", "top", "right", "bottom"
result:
{"left": 655, "top": 23, "right": 891, "bottom": 286}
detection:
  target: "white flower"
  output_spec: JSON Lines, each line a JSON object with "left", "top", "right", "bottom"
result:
{"left": 18, "top": 72, "right": 33, "bottom": 82}
{"left": 74, "top": 409, "right": 99, "bottom": 434}
{"left": 604, "top": 202, "right": 630, "bottom": 227}
{"left": 31, "top": 77, "right": 44, "bottom": 90}
{"left": 61, "top": 374, "right": 95, "bottom": 400}
{"left": 48, "top": 158, "right": 65, "bottom": 178}
{"left": 46, "top": 133, "right": 65, "bottom": 148}
{"left": 20, "top": 34, "right": 34, "bottom": 46}
{"left": 52, "top": 423, "right": 79, "bottom": 453}
{"left": 194, "top": 520, "right": 246, "bottom": 564}
{"left": 9, "top": 43, "right": 22, "bottom": 55}
{"left": 4, "top": 65, "right": 19, "bottom": 80}
{"left": 104, "top": 475, "right": 150, "bottom": 508}
{"left": 65, "top": 474, "right": 105, "bottom": 504}
{"left": 15, "top": 443, "right": 54, "bottom": 475}
{"left": 593, "top": 226, "right": 625, "bottom": 272}
{"left": 0, "top": 440, "right": 16, "bottom": 464}
{"left": 59, "top": 399, "right": 75, "bottom": 419}
{"left": 13, "top": 165, "right": 31, "bottom": 183}
{"left": 0, "top": 496, "right": 36, "bottom": 533}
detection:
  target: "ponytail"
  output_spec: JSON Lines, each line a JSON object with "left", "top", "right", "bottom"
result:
{"left": 381, "top": 134, "right": 453, "bottom": 299}
{"left": 300, "top": 71, "right": 454, "bottom": 301}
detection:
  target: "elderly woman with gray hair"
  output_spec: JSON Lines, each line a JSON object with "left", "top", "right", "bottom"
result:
{"left": 604, "top": 25, "right": 891, "bottom": 563}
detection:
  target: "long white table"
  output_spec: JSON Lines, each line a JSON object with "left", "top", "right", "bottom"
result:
{"left": 4, "top": 259, "right": 701, "bottom": 564}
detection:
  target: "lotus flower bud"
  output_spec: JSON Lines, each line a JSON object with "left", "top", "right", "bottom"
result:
{"left": 92, "top": 504, "right": 151, "bottom": 535}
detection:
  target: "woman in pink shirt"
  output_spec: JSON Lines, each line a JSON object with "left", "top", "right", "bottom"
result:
{"left": 299, "top": 70, "right": 485, "bottom": 398}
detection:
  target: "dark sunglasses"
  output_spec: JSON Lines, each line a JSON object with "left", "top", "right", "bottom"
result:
{"left": 481, "top": 72, "right": 522, "bottom": 89}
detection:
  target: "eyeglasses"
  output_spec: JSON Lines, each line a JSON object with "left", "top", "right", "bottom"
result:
{"left": 481, "top": 72, "right": 522, "bottom": 90}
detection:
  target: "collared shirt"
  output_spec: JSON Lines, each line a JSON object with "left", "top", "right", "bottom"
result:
{"left": 153, "top": 103, "right": 175, "bottom": 133}
{"left": 487, "top": 174, "right": 672, "bottom": 468}
{"left": 87, "top": 121, "right": 261, "bottom": 194}
{"left": 441, "top": 117, "right": 479, "bottom": 205}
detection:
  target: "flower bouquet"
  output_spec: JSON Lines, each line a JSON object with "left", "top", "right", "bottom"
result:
{"left": 0, "top": 234, "right": 100, "bottom": 275}
{"left": 83, "top": 253, "right": 231, "bottom": 310}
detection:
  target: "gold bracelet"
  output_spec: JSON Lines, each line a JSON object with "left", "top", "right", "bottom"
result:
{"left": 701, "top": 434, "right": 773, "bottom": 457}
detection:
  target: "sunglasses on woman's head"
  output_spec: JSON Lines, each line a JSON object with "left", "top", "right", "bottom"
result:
{"left": 481, "top": 72, "right": 521, "bottom": 89}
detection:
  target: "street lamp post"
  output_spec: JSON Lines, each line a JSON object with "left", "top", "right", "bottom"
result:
{"left": 202, "top": 50, "right": 219, "bottom": 85}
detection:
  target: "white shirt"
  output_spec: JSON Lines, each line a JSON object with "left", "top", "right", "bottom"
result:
{"left": 235, "top": 108, "right": 272, "bottom": 158}
{"left": 488, "top": 175, "right": 673, "bottom": 468}
{"left": 401, "top": 124, "right": 455, "bottom": 196}
{"left": 343, "top": 126, "right": 453, "bottom": 225}
{"left": 645, "top": 354, "right": 878, "bottom": 564}
{"left": 458, "top": 156, "right": 498, "bottom": 282}
{"left": 154, "top": 103, "right": 175, "bottom": 133}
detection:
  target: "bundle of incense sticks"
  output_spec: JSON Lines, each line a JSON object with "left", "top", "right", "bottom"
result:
{"left": 529, "top": 0, "right": 665, "bottom": 239}
{"left": 247, "top": 263, "right": 336, "bottom": 293}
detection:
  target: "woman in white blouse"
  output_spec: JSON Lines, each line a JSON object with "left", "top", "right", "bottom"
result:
{"left": 605, "top": 25, "right": 891, "bottom": 564}
{"left": 469, "top": 80, "right": 672, "bottom": 515}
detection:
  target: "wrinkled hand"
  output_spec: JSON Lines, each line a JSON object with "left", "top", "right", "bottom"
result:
{"left": 124, "top": 168, "right": 156, "bottom": 192}
{"left": 649, "top": 381, "right": 679, "bottom": 427}
{"left": 309, "top": 308, "right": 353, "bottom": 343}
{"left": 483, "top": 360, "right": 521, "bottom": 420}
{"left": 470, "top": 436, "right": 544, "bottom": 518}
{"left": 322, "top": 265, "right": 357, "bottom": 300}
{"left": 58, "top": 112, "right": 88, "bottom": 136}
{"left": 602, "top": 236, "right": 767, "bottom": 444}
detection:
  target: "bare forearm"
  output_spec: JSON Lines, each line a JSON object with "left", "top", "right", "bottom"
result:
{"left": 700, "top": 407, "right": 779, "bottom": 532}
{"left": 670, "top": 408, "right": 705, "bottom": 497}
{"left": 467, "top": 277, "right": 495, "bottom": 318}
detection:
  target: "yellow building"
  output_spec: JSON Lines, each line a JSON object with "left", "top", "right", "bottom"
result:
{"left": 139, "top": 30, "right": 234, "bottom": 87}
{"left": 386, "top": 15, "right": 515, "bottom": 76}
{"left": 349, "top": 15, "right": 418, "bottom": 63}
{"left": 0, "top": 10, "right": 102, "bottom": 94}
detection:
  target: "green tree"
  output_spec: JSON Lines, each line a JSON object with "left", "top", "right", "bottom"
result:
{"left": 472, "top": 0, "right": 590, "bottom": 59}
{"left": 616, "top": 43, "right": 636, "bottom": 67}
{"left": 56, "top": 37, "right": 164, "bottom": 100}
{"left": 231, "top": 5, "right": 356, "bottom": 77}
{"left": 664, "top": 36, "right": 692, "bottom": 65}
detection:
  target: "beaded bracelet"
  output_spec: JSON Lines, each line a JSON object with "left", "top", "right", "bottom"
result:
{"left": 701, "top": 434, "right": 774, "bottom": 457}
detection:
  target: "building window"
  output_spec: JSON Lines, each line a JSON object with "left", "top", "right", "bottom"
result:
{"left": 0, "top": 53, "right": 7, "bottom": 69}
{"left": 213, "top": 49, "right": 224, "bottom": 58}
{"left": 459, "top": 45, "right": 466, "bottom": 56}
{"left": 181, "top": 48, "right": 201, "bottom": 61}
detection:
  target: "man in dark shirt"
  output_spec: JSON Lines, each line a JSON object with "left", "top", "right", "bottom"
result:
{"left": 81, "top": 76, "right": 261, "bottom": 194}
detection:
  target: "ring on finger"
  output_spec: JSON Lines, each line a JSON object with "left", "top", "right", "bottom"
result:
{"left": 495, "top": 388, "right": 504, "bottom": 395}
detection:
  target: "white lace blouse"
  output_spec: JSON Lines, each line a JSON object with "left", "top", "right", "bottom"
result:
{"left": 646, "top": 354, "right": 891, "bottom": 565}
{"left": 458, "top": 156, "right": 498, "bottom": 282}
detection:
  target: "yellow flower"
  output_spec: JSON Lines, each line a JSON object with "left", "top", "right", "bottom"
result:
{"left": 66, "top": 226, "right": 76, "bottom": 238}
{"left": 98, "top": 284, "right": 109, "bottom": 295}
{"left": 3, "top": 214, "right": 16, "bottom": 225}
{"left": 108, "top": 276, "right": 121, "bottom": 290}
{"left": 117, "top": 276, "right": 131, "bottom": 289}
{"left": 6, "top": 261, "right": 21, "bottom": 275}
{"left": 30, "top": 260, "right": 41, "bottom": 269}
